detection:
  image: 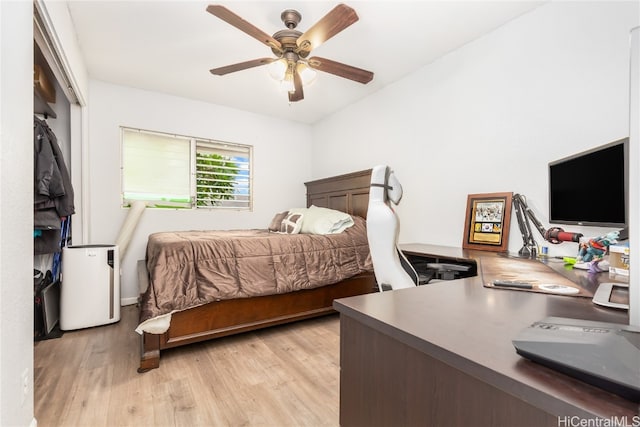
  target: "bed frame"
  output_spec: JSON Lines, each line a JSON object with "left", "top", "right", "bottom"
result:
{"left": 138, "top": 169, "right": 375, "bottom": 372}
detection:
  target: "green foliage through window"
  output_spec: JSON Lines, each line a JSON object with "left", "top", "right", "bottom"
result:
{"left": 196, "top": 153, "right": 238, "bottom": 207}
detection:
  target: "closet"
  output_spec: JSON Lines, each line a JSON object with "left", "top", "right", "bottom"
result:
{"left": 33, "top": 30, "right": 75, "bottom": 340}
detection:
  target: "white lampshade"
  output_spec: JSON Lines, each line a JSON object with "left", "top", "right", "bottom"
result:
{"left": 298, "top": 63, "right": 317, "bottom": 86}
{"left": 268, "top": 58, "right": 287, "bottom": 81}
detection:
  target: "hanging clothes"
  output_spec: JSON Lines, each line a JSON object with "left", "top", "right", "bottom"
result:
{"left": 34, "top": 116, "right": 75, "bottom": 254}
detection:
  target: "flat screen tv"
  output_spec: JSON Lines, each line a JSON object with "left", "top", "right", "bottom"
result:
{"left": 549, "top": 137, "right": 628, "bottom": 228}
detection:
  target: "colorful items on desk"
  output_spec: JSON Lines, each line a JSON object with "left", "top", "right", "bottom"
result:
{"left": 609, "top": 243, "right": 630, "bottom": 276}
{"left": 577, "top": 231, "right": 620, "bottom": 263}
{"left": 565, "top": 230, "right": 620, "bottom": 273}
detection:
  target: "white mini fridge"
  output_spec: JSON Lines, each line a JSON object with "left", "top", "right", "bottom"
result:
{"left": 60, "top": 244, "right": 120, "bottom": 330}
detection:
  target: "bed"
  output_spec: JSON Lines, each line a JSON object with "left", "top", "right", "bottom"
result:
{"left": 137, "top": 169, "right": 376, "bottom": 372}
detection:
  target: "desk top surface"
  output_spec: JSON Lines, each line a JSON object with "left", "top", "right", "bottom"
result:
{"left": 334, "top": 244, "right": 638, "bottom": 419}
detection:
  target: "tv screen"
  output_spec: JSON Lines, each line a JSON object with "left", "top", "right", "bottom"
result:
{"left": 549, "top": 138, "right": 628, "bottom": 228}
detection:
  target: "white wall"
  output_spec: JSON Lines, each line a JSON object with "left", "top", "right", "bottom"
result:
{"left": 312, "top": 1, "right": 639, "bottom": 259}
{"left": 0, "top": 1, "right": 36, "bottom": 426}
{"left": 86, "top": 80, "right": 313, "bottom": 303}
{"left": 629, "top": 26, "right": 640, "bottom": 326}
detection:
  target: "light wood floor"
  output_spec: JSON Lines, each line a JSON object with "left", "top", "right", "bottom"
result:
{"left": 34, "top": 305, "right": 342, "bottom": 427}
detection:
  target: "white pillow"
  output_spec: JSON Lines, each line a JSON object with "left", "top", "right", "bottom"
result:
{"left": 289, "top": 205, "right": 354, "bottom": 234}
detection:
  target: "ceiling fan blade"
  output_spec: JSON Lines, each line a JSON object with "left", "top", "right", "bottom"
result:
{"left": 210, "top": 58, "right": 276, "bottom": 76}
{"left": 288, "top": 69, "right": 304, "bottom": 102}
{"left": 308, "top": 56, "right": 374, "bottom": 84}
{"left": 296, "top": 4, "right": 359, "bottom": 56}
{"left": 206, "top": 5, "right": 282, "bottom": 53}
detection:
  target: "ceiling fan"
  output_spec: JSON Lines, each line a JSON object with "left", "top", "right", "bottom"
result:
{"left": 206, "top": 3, "right": 374, "bottom": 102}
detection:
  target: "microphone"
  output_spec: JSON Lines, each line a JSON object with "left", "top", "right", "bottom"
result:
{"left": 545, "top": 227, "right": 583, "bottom": 244}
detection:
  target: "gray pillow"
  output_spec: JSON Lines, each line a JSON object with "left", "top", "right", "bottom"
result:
{"left": 268, "top": 211, "right": 289, "bottom": 232}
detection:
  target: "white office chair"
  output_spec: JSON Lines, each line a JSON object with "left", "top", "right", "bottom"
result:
{"left": 367, "top": 165, "right": 419, "bottom": 291}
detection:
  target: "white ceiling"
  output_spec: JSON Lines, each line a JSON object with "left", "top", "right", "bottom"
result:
{"left": 66, "top": 0, "right": 545, "bottom": 124}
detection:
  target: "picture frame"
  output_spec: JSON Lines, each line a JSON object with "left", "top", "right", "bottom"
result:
{"left": 462, "top": 192, "right": 513, "bottom": 252}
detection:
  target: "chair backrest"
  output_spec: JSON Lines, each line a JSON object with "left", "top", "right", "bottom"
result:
{"left": 367, "top": 165, "right": 418, "bottom": 291}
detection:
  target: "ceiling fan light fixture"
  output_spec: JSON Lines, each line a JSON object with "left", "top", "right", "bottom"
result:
{"left": 297, "top": 62, "right": 317, "bottom": 86}
{"left": 268, "top": 58, "right": 288, "bottom": 81}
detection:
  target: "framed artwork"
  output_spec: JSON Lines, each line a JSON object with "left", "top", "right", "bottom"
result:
{"left": 462, "top": 192, "right": 513, "bottom": 252}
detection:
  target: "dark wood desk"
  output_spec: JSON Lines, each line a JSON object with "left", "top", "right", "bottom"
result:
{"left": 402, "top": 243, "right": 630, "bottom": 297}
{"left": 334, "top": 244, "right": 638, "bottom": 427}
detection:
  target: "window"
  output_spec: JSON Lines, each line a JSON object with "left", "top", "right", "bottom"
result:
{"left": 195, "top": 140, "right": 250, "bottom": 208}
{"left": 121, "top": 128, "right": 252, "bottom": 209}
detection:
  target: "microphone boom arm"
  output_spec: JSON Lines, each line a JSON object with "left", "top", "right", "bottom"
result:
{"left": 513, "top": 194, "right": 542, "bottom": 257}
{"left": 512, "top": 193, "right": 583, "bottom": 258}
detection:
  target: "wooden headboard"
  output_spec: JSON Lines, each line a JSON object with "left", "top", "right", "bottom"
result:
{"left": 304, "top": 169, "right": 372, "bottom": 219}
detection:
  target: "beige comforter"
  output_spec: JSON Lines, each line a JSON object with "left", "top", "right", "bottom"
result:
{"left": 139, "top": 216, "right": 372, "bottom": 326}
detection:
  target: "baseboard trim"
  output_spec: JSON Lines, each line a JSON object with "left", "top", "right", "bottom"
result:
{"left": 121, "top": 297, "right": 138, "bottom": 306}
